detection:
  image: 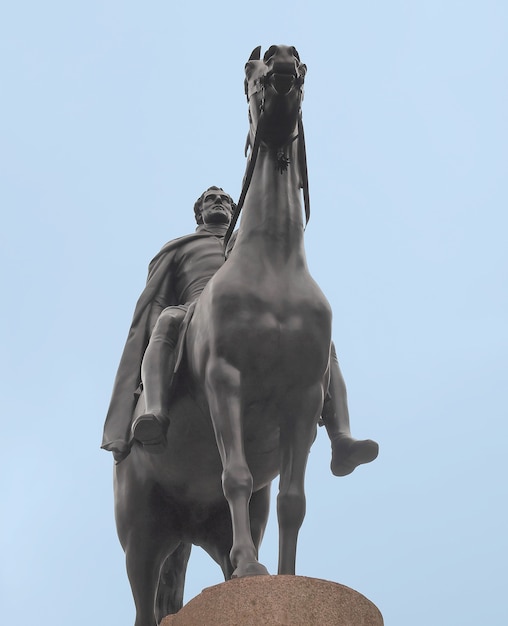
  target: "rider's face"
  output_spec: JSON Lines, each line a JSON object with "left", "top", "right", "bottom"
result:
{"left": 200, "top": 191, "right": 233, "bottom": 225}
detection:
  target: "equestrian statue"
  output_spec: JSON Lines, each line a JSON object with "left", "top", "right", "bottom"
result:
{"left": 102, "top": 45, "right": 378, "bottom": 626}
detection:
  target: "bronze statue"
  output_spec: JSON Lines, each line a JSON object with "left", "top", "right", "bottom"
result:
{"left": 103, "top": 45, "right": 378, "bottom": 626}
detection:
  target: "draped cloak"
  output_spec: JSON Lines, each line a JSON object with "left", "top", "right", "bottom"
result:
{"left": 101, "top": 229, "right": 228, "bottom": 457}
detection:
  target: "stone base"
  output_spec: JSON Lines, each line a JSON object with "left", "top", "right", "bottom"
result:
{"left": 161, "top": 575, "right": 383, "bottom": 625}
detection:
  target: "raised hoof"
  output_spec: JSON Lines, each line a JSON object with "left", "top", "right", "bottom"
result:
{"left": 231, "top": 561, "right": 269, "bottom": 578}
{"left": 331, "top": 437, "right": 379, "bottom": 477}
{"left": 131, "top": 413, "right": 169, "bottom": 454}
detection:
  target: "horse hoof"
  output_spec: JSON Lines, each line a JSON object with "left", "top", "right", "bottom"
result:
{"left": 231, "top": 561, "right": 269, "bottom": 578}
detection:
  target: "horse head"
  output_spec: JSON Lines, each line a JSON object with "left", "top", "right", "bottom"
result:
{"left": 224, "top": 44, "right": 309, "bottom": 244}
{"left": 244, "top": 45, "right": 307, "bottom": 152}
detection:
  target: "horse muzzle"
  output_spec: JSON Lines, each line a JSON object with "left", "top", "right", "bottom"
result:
{"left": 265, "top": 64, "right": 303, "bottom": 95}
{"left": 271, "top": 73, "right": 296, "bottom": 95}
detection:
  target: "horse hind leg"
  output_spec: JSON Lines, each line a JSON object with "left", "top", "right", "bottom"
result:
{"left": 124, "top": 539, "right": 165, "bottom": 626}
{"left": 116, "top": 473, "right": 180, "bottom": 626}
{"left": 155, "top": 542, "right": 192, "bottom": 623}
{"left": 125, "top": 533, "right": 186, "bottom": 626}
{"left": 199, "top": 521, "right": 235, "bottom": 582}
{"left": 249, "top": 484, "right": 271, "bottom": 555}
{"left": 277, "top": 386, "right": 322, "bottom": 575}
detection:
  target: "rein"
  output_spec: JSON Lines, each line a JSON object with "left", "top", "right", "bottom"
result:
{"left": 224, "top": 75, "right": 311, "bottom": 252}
{"left": 224, "top": 112, "right": 264, "bottom": 251}
{"left": 298, "top": 113, "right": 310, "bottom": 227}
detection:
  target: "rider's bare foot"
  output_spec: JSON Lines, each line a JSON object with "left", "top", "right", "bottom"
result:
{"left": 131, "top": 413, "right": 170, "bottom": 454}
{"left": 331, "top": 435, "right": 379, "bottom": 477}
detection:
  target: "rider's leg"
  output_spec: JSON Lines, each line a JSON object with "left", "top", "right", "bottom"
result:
{"left": 321, "top": 343, "right": 379, "bottom": 476}
{"left": 131, "top": 307, "right": 185, "bottom": 451}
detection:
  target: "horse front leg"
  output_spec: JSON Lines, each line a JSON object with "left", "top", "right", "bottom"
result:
{"left": 205, "top": 356, "right": 269, "bottom": 578}
{"left": 277, "top": 384, "right": 323, "bottom": 574}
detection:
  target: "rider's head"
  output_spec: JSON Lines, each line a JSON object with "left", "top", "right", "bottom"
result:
{"left": 194, "top": 186, "right": 235, "bottom": 225}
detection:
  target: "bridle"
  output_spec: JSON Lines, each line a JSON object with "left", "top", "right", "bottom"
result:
{"left": 224, "top": 63, "right": 311, "bottom": 251}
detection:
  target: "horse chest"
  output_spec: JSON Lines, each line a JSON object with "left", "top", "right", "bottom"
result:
{"left": 215, "top": 286, "right": 332, "bottom": 382}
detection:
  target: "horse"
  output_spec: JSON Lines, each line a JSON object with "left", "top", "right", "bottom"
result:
{"left": 114, "top": 45, "right": 332, "bottom": 626}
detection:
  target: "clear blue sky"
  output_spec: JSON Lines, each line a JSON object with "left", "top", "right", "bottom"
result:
{"left": 2, "top": 2, "right": 507, "bottom": 624}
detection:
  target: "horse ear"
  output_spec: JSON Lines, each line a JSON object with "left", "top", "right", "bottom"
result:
{"left": 248, "top": 46, "right": 261, "bottom": 61}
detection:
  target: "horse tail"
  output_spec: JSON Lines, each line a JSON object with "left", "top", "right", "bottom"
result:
{"left": 155, "top": 542, "right": 192, "bottom": 622}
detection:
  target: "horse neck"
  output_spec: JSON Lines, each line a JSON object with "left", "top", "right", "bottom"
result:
{"left": 234, "top": 140, "right": 307, "bottom": 265}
